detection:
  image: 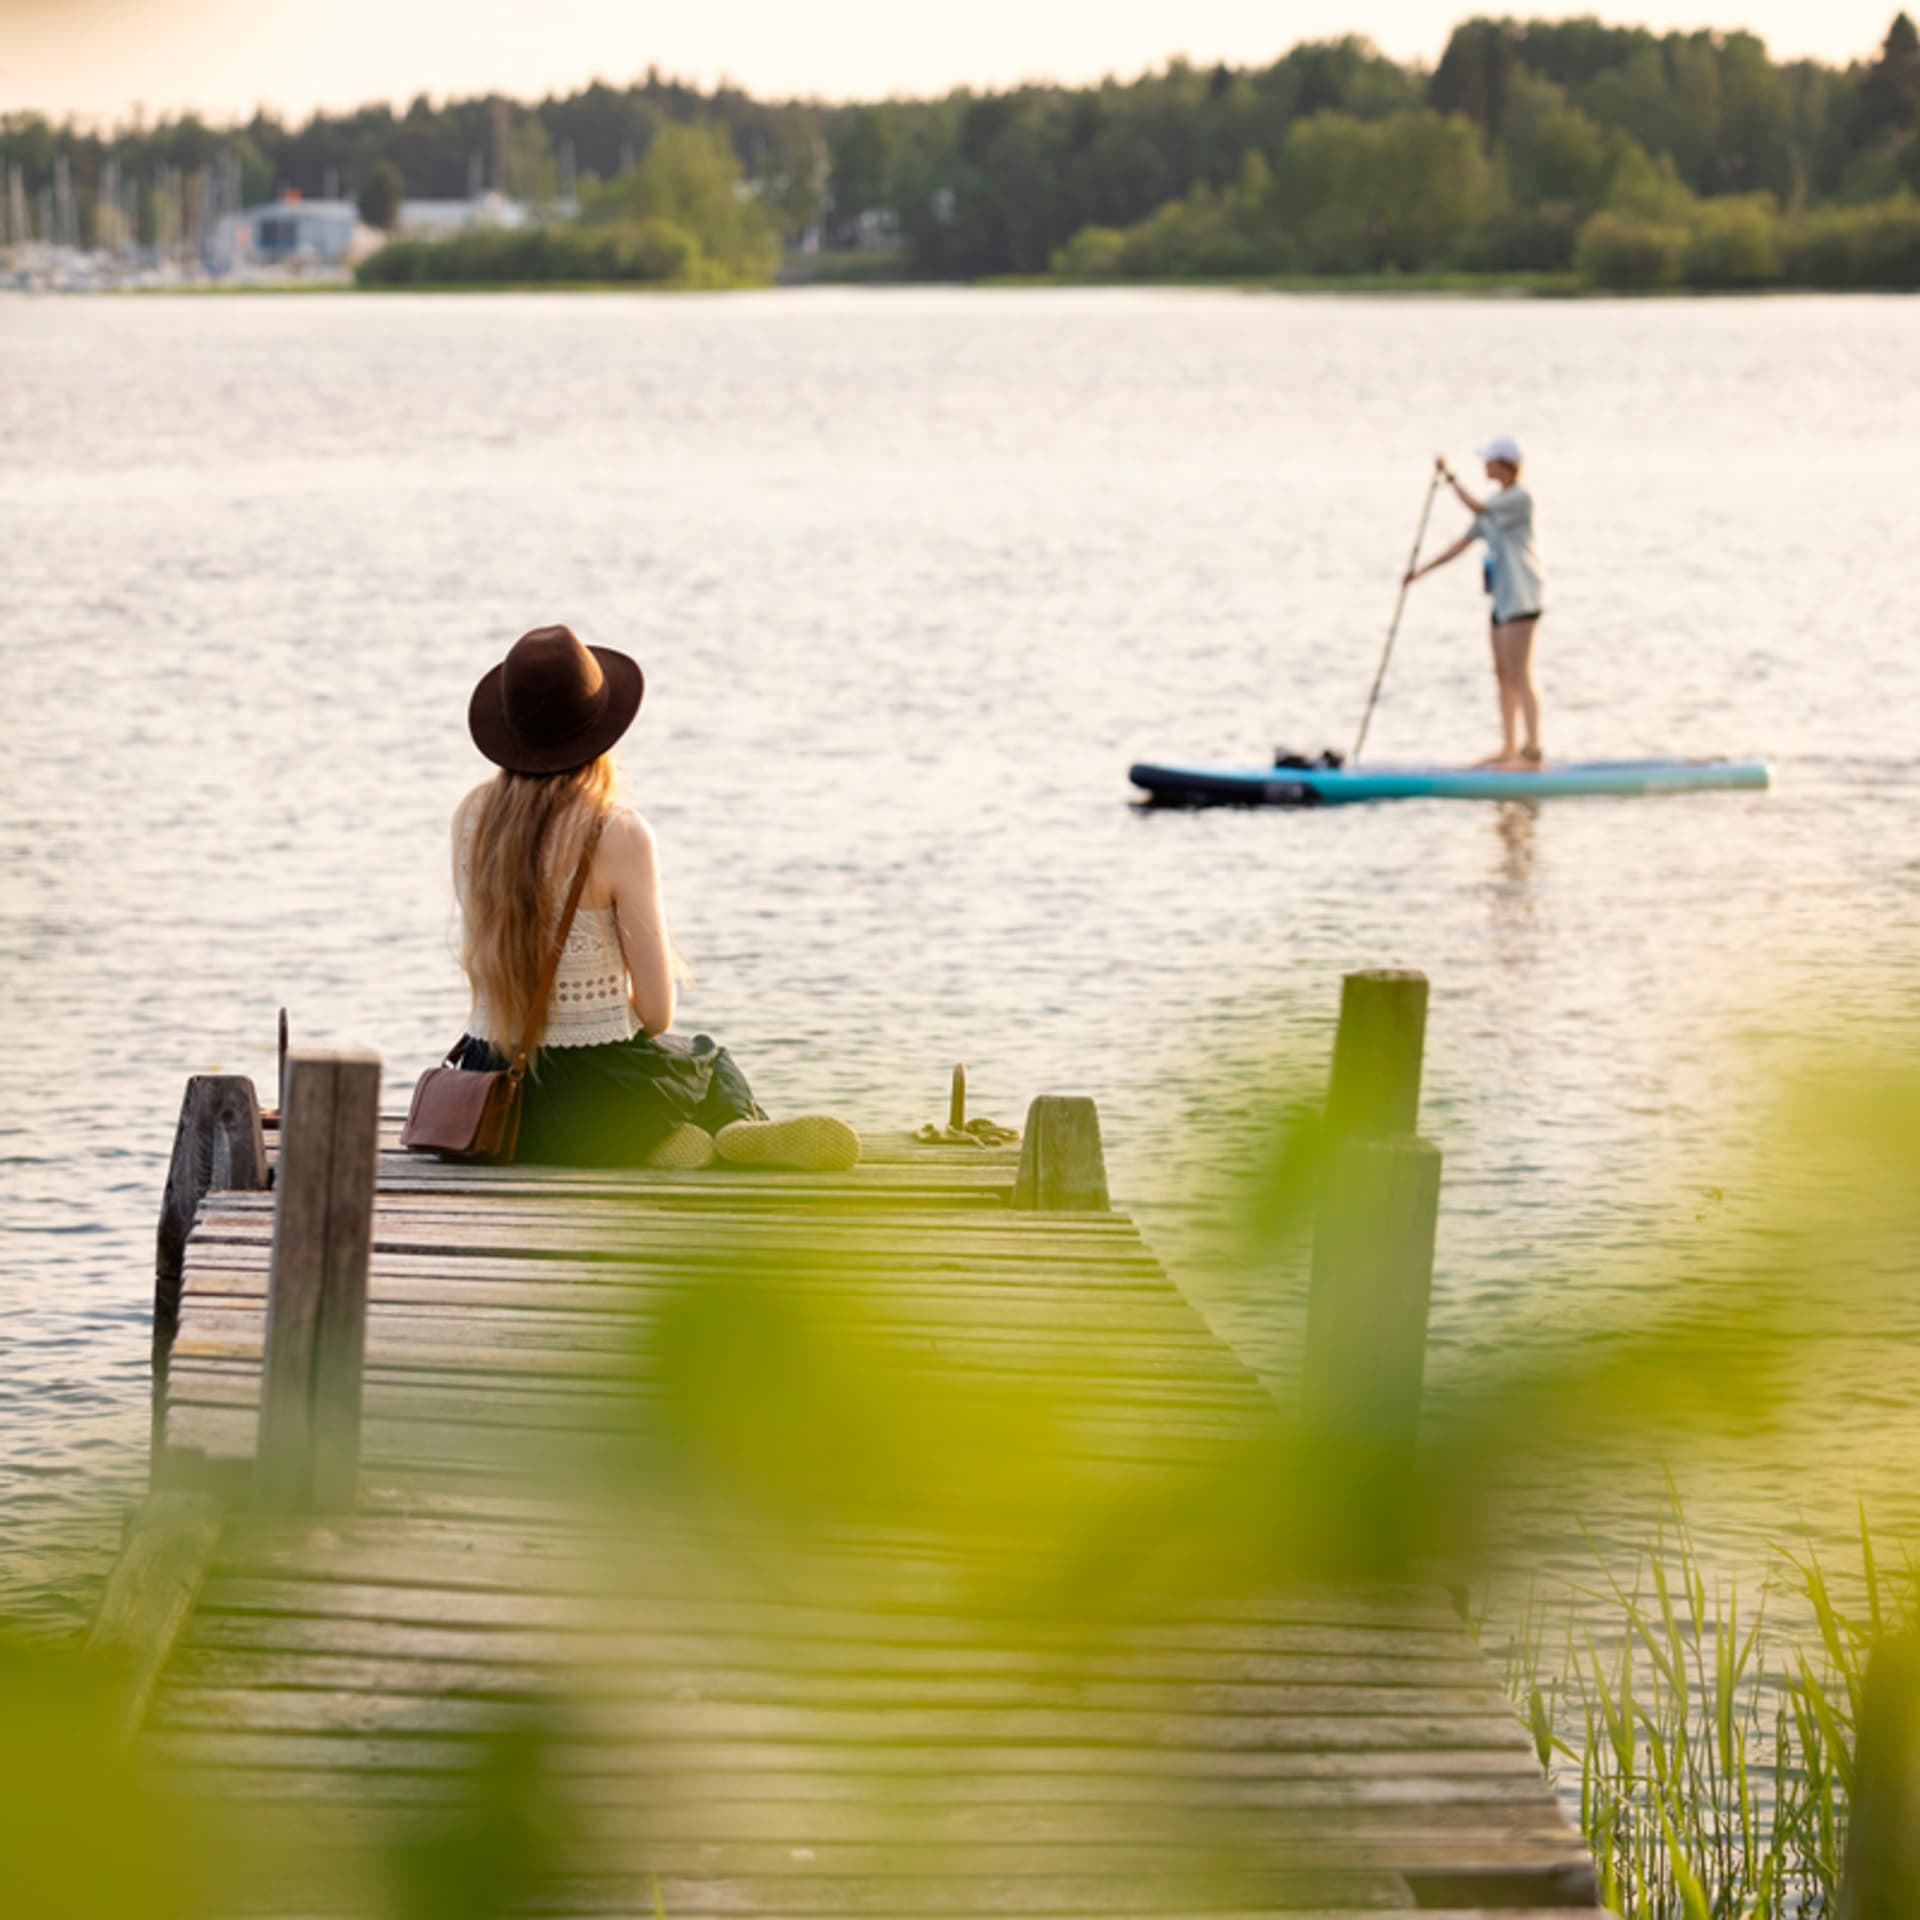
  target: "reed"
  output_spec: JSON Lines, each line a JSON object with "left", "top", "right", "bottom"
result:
{"left": 1502, "top": 1492, "right": 1916, "bottom": 1919}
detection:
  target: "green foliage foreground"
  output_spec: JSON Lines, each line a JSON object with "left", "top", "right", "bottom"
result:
{"left": 3, "top": 1023, "right": 1917, "bottom": 1913}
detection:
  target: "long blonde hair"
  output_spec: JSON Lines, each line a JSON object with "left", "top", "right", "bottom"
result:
{"left": 459, "top": 755, "right": 617, "bottom": 1055}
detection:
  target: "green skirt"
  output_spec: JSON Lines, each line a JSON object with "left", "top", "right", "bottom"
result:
{"left": 452, "top": 1031, "right": 763, "bottom": 1168}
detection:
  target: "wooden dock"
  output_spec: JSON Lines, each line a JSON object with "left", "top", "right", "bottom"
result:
{"left": 101, "top": 978, "right": 1612, "bottom": 1918}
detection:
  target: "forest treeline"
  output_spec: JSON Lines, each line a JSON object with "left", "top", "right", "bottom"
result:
{"left": 1053, "top": 15, "right": 1920, "bottom": 286}
{"left": 4, "top": 12, "right": 1918, "bottom": 287}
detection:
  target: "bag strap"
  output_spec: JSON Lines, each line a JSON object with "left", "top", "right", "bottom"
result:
{"left": 508, "top": 813, "right": 611, "bottom": 1084}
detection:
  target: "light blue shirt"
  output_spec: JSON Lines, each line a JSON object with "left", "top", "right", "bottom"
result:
{"left": 1471, "top": 484, "right": 1546, "bottom": 623}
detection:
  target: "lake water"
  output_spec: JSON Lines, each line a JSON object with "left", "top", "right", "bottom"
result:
{"left": 3, "top": 287, "right": 1918, "bottom": 1640}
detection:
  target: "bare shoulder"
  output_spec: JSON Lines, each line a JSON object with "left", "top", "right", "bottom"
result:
{"left": 598, "top": 806, "right": 660, "bottom": 882}
{"left": 601, "top": 804, "right": 657, "bottom": 854}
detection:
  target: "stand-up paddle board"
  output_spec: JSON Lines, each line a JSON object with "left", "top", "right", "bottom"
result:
{"left": 1129, "top": 757, "right": 1771, "bottom": 807}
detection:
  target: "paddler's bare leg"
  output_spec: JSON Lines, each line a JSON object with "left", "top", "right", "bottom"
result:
{"left": 1495, "top": 617, "right": 1543, "bottom": 766}
{"left": 1477, "top": 623, "right": 1522, "bottom": 767}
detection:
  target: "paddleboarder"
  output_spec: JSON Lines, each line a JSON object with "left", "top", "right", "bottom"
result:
{"left": 1402, "top": 435, "right": 1547, "bottom": 770}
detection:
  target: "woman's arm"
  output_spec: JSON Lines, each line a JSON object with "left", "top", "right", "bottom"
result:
{"left": 604, "top": 810, "right": 676, "bottom": 1037}
{"left": 1405, "top": 531, "right": 1476, "bottom": 586}
{"left": 1437, "top": 457, "right": 1486, "bottom": 517}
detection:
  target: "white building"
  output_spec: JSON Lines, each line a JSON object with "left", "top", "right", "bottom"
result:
{"left": 203, "top": 188, "right": 556, "bottom": 278}
{"left": 396, "top": 191, "right": 536, "bottom": 239}
{"left": 207, "top": 196, "right": 372, "bottom": 275}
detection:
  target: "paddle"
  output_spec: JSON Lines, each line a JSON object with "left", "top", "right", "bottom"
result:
{"left": 1349, "top": 463, "right": 1444, "bottom": 766}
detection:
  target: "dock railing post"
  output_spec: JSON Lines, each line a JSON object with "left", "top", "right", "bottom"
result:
{"left": 156, "top": 1074, "right": 268, "bottom": 1339}
{"left": 1325, "top": 968, "right": 1427, "bottom": 1140}
{"left": 1301, "top": 969, "right": 1438, "bottom": 1575}
{"left": 1011, "top": 1096, "right": 1110, "bottom": 1211}
{"left": 1839, "top": 1639, "right": 1920, "bottom": 1918}
{"left": 256, "top": 1049, "right": 381, "bottom": 1512}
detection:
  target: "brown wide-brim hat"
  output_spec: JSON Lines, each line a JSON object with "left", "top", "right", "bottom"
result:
{"left": 469, "top": 624, "right": 644, "bottom": 774}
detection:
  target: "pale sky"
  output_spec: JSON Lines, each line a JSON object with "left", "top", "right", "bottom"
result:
{"left": 3, "top": 0, "right": 1904, "bottom": 127}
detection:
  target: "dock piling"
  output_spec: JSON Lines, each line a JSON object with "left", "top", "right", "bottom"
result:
{"left": 1325, "top": 967, "right": 1429, "bottom": 1140}
{"left": 1303, "top": 969, "right": 1439, "bottom": 1573}
{"left": 256, "top": 1048, "right": 381, "bottom": 1512}
{"left": 155, "top": 1074, "right": 267, "bottom": 1336}
{"left": 1011, "top": 1095, "right": 1110, "bottom": 1210}
{"left": 1302, "top": 1133, "right": 1442, "bottom": 1570}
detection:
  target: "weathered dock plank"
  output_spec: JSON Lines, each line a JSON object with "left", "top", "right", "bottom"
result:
{"left": 83, "top": 1490, "right": 223, "bottom": 1746}
{"left": 115, "top": 1012, "right": 1608, "bottom": 1916}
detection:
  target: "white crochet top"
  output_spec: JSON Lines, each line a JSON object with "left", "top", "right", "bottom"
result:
{"left": 456, "top": 813, "right": 640, "bottom": 1051}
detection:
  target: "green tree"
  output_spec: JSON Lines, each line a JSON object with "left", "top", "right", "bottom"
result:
{"left": 579, "top": 121, "right": 778, "bottom": 280}
{"left": 827, "top": 104, "right": 901, "bottom": 231}
{"left": 1265, "top": 36, "right": 1421, "bottom": 122}
{"left": 760, "top": 105, "right": 826, "bottom": 239}
{"left": 357, "top": 157, "right": 404, "bottom": 230}
{"left": 1606, "top": 140, "right": 1696, "bottom": 221}
{"left": 1269, "top": 110, "right": 1489, "bottom": 270}
{"left": 1499, "top": 71, "right": 1616, "bottom": 211}
{"left": 1861, "top": 12, "right": 1920, "bottom": 138}
{"left": 1375, "top": 110, "right": 1495, "bottom": 263}
{"left": 1432, "top": 18, "right": 1519, "bottom": 135}
{"left": 1715, "top": 31, "right": 1795, "bottom": 195}
{"left": 1574, "top": 207, "right": 1688, "bottom": 284}
{"left": 542, "top": 82, "right": 658, "bottom": 184}
{"left": 504, "top": 119, "right": 559, "bottom": 205}
{"left": 1682, "top": 192, "right": 1783, "bottom": 282}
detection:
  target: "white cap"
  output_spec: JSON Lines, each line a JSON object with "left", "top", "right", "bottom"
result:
{"left": 1476, "top": 433, "right": 1524, "bottom": 467}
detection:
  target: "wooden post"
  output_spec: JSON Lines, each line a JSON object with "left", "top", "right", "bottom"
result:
{"left": 256, "top": 1049, "right": 381, "bottom": 1512}
{"left": 1300, "top": 1134, "right": 1441, "bottom": 1573}
{"left": 949, "top": 1064, "right": 967, "bottom": 1132}
{"left": 1325, "top": 968, "right": 1428, "bottom": 1140}
{"left": 155, "top": 1074, "right": 267, "bottom": 1336}
{"left": 1011, "top": 1096, "right": 1110, "bottom": 1211}
{"left": 1840, "top": 1639, "right": 1920, "bottom": 1919}
{"left": 1299, "top": 969, "right": 1438, "bottom": 1575}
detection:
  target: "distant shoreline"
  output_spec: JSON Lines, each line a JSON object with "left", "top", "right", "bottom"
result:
{"left": 95, "top": 271, "right": 1916, "bottom": 300}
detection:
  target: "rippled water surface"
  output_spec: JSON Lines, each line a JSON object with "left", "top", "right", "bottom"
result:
{"left": 3, "top": 288, "right": 1918, "bottom": 1636}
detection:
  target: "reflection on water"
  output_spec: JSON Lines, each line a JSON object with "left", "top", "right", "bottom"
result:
{"left": 1487, "top": 801, "right": 1542, "bottom": 964}
{"left": 2, "top": 288, "right": 1918, "bottom": 1635}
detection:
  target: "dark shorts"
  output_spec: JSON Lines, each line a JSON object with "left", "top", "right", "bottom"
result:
{"left": 1491, "top": 610, "right": 1542, "bottom": 629}
{"left": 452, "top": 1030, "right": 763, "bottom": 1168}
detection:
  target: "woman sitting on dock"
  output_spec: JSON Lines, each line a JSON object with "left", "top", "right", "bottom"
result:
{"left": 1402, "top": 435, "right": 1548, "bottom": 770}
{"left": 449, "top": 624, "right": 859, "bottom": 1172}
